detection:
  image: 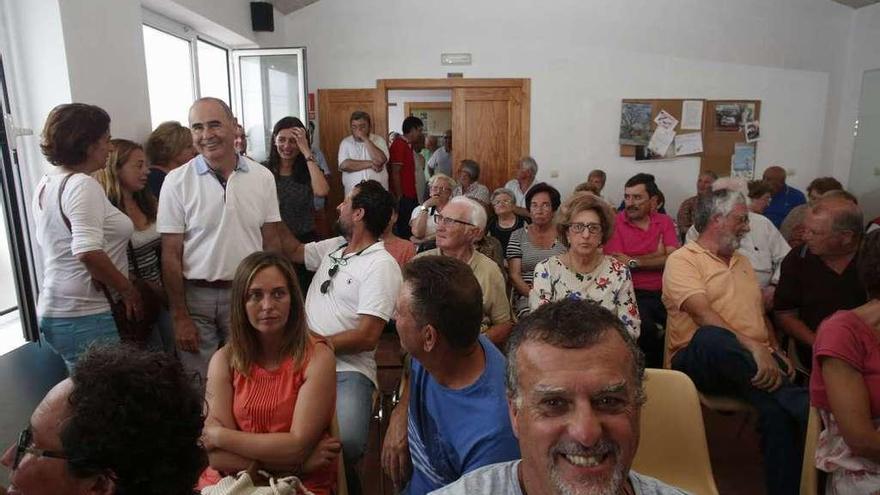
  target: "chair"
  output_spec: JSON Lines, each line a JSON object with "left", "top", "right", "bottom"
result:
{"left": 800, "top": 406, "right": 822, "bottom": 495}
{"left": 330, "top": 415, "right": 349, "bottom": 495}
{"left": 632, "top": 369, "right": 720, "bottom": 495}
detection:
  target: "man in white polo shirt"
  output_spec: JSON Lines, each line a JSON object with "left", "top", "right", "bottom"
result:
{"left": 286, "top": 179, "right": 401, "bottom": 494}
{"left": 157, "top": 97, "right": 282, "bottom": 387}
{"left": 338, "top": 111, "right": 389, "bottom": 197}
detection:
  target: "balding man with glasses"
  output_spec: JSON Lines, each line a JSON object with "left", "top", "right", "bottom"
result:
{"left": 415, "top": 196, "right": 513, "bottom": 347}
{"left": 284, "top": 179, "right": 401, "bottom": 493}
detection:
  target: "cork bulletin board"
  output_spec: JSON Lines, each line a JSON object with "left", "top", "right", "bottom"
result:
{"left": 618, "top": 98, "right": 760, "bottom": 176}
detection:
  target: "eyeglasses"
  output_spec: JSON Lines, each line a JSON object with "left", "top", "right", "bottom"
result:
{"left": 567, "top": 222, "right": 603, "bottom": 235}
{"left": 430, "top": 186, "right": 452, "bottom": 194}
{"left": 13, "top": 427, "right": 66, "bottom": 470}
{"left": 433, "top": 213, "right": 475, "bottom": 227}
{"left": 530, "top": 203, "right": 553, "bottom": 211}
{"left": 492, "top": 198, "right": 513, "bottom": 206}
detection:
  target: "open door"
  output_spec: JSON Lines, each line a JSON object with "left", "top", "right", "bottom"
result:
{"left": 317, "top": 89, "right": 381, "bottom": 223}
{"left": 452, "top": 83, "right": 530, "bottom": 192}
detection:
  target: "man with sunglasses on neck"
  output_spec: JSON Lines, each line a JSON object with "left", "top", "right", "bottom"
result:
{"left": 284, "top": 179, "right": 401, "bottom": 495}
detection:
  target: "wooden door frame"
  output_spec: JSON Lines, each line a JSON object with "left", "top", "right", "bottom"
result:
{"left": 374, "top": 78, "right": 531, "bottom": 156}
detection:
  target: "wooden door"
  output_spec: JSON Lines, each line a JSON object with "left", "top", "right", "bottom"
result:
{"left": 316, "top": 89, "right": 382, "bottom": 223}
{"left": 452, "top": 84, "right": 530, "bottom": 192}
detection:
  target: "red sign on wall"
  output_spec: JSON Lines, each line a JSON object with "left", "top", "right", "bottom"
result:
{"left": 308, "top": 92, "right": 316, "bottom": 120}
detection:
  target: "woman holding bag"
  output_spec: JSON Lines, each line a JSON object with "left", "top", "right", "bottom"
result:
{"left": 32, "top": 103, "right": 142, "bottom": 370}
{"left": 95, "top": 138, "right": 170, "bottom": 351}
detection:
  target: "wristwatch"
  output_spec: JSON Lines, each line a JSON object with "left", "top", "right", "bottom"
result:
{"left": 418, "top": 205, "right": 430, "bottom": 214}
{"left": 627, "top": 258, "right": 639, "bottom": 269}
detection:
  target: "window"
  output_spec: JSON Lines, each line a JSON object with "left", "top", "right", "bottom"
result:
{"left": 0, "top": 51, "right": 39, "bottom": 352}
{"left": 142, "top": 12, "right": 231, "bottom": 129}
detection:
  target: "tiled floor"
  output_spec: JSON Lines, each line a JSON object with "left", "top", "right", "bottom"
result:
{"left": 354, "top": 334, "right": 768, "bottom": 495}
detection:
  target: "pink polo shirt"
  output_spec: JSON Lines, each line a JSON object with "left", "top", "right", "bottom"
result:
{"left": 604, "top": 211, "right": 679, "bottom": 291}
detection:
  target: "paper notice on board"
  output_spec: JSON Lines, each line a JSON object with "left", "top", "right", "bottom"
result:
{"left": 681, "top": 100, "right": 704, "bottom": 130}
{"left": 647, "top": 127, "right": 676, "bottom": 156}
{"left": 732, "top": 143, "right": 756, "bottom": 179}
{"left": 654, "top": 110, "right": 678, "bottom": 130}
{"left": 674, "top": 133, "right": 703, "bottom": 155}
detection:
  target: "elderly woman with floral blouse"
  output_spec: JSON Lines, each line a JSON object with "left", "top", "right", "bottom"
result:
{"left": 530, "top": 191, "right": 640, "bottom": 338}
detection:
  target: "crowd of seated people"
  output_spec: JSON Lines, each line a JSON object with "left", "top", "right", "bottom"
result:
{"left": 10, "top": 96, "right": 878, "bottom": 495}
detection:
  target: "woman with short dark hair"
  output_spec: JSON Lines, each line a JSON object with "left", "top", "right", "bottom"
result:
{"left": 144, "top": 121, "right": 195, "bottom": 197}
{"left": 32, "top": 103, "right": 142, "bottom": 370}
{"left": 506, "top": 183, "right": 566, "bottom": 318}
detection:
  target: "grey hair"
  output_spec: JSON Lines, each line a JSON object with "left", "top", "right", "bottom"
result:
{"left": 693, "top": 188, "right": 747, "bottom": 234}
{"left": 428, "top": 172, "right": 457, "bottom": 190}
{"left": 506, "top": 299, "right": 646, "bottom": 409}
{"left": 190, "top": 97, "right": 235, "bottom": 121}
{"left": 448, "top": 196, "right": 487, "bottom": 232}
{"left": 491, "top": 187, "right": 515, "bottom": 202}
{"left": 519, "top": 156, "right": 539, "bottom": 176}
{"left": 813, "top": 197, "right": 864, "bottom": 242}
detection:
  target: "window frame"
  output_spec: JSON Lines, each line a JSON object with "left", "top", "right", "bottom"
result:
{"left": 141, "top": 9, "right": 232, "bottom": 108}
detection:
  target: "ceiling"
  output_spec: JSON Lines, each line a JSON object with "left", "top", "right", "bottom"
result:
{"left": 830, "top": 0, "right": 880, "bottom": 8}
{"left": 267, "top": 0, "right": 320, "bottom": 15}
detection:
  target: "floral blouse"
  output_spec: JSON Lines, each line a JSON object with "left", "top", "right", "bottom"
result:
{"left": 530, "top": 254, "right": 641, "bottom": 338}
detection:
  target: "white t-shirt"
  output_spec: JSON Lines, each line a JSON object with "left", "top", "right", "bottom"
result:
{"left": 427, "top": 147, "right": 453, "bottom": 177}
{"left": 157, "top": 155, "right": 281, "bottom": 281}
{"left": 338, "top": 134, "right": 389, "bottom": 196}
{"left": 304, "top": 237, "right": 402, "bottom": 386}
{"left": 33, "top": 173, "right": 133, "bottom": 317}
{"left": 410, "top": 205, "right": 440, "bottom": 241}
{"left": 504, "top": 179, "right": 534, "bottom": 208}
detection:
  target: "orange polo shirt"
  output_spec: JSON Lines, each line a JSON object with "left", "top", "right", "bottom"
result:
{"left": 662, "top": 241, "right": 768, "bottom": 362}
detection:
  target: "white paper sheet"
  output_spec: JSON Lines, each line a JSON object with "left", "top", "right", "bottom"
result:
{"left": 654, "top": 110, "right": 679, "bottom": 131}
{"left": 681, "top": 100, "right": 704, "bottom": 130}
{"left": 674, "top": 132, "right": 703, "bottom": 155}
{"left": 647, "top": 127, "right": 676, "bottom": 156}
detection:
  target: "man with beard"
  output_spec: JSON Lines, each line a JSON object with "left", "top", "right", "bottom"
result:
{"left": 604, "top": 173, "right": 679, "bottom": 368}
{"left": 662, "top": 188, "right": 808, "bottom": 495}
{"left": 432, "top": 299, "right": 687, "bottom": 495}
{"left": 284, "top": 179, "right": 402, "bottom": 494}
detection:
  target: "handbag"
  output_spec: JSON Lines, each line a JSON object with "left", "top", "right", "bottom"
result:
{"left": 58, "top": 174, "right": 160, "bottom": 344}
{"left": 201, "top": 470, "right": 314, "bottom": 495}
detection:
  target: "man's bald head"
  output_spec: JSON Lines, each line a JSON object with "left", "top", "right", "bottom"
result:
{"left": 762, "top": 166, "right": 787, "bottom": 195}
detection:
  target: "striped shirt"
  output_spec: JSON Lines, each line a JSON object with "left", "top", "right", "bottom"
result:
{"left": 129, "top": 223, "right": 161, "bottom": 284}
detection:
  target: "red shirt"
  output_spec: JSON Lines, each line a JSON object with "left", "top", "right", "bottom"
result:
{"left": 604, "top": 211, "right": 679, "bottom": 291}
{"left": 389, "top": 136, "right": 417, "bottom": 199}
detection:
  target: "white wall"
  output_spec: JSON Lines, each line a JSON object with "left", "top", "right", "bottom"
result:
{"left": 387, "top": 89, "right": 451, "bottom": 135}
{"left": 281, "top": 0, "right": 851, "bottom": 215}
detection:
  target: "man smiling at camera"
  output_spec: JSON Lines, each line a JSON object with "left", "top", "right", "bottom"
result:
{"left": 431, "top": 299, "right": 687, "bottom": 495}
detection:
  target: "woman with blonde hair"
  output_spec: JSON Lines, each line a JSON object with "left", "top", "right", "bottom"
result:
{"left": 530, "top": 191, "right": 641, "bottom": 338}
{"left": 200, "top": 251, "right": 339, "bottom": 494}
{"left": 94, "top": 138, "right": 172, "bottom": 351}
{"left": 144, "top": 120, "right": 196, "bottom": 197}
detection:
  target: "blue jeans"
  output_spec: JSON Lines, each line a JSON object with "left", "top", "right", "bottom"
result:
{"left": 672, "top": 325, "right": 808, "bottom": 495}
{"left": 40, "top": 312, "right": 120, "bottom": 372}
{"left": 336, "top": 371, "right": 375, "bottom": 465}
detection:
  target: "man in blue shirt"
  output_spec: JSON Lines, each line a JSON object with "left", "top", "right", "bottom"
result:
{"left": 762, "top": 165, "right": 806, "bottom": 228}
{"left": 382, "top": 256, "right": 520, "bottom": 494}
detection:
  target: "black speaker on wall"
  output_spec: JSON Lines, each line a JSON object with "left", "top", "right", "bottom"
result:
{"left": 251, "top": 2, "right": 274, "bottom": 32}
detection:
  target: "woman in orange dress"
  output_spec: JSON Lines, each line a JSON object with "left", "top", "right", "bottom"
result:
{"left": 200, "top": 251, "right": 340, "bottom": 494}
